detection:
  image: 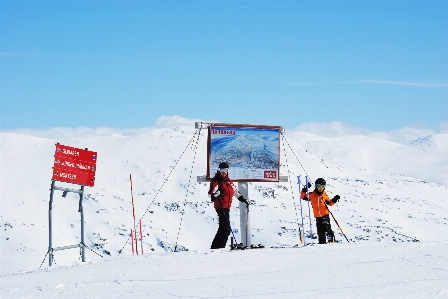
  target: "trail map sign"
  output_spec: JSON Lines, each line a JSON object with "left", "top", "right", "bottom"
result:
{"left": 52, "top": 144, "right": 97, "bottom": 186}
{"left": 207, "top": 124, "right": 281, "bottom": 182}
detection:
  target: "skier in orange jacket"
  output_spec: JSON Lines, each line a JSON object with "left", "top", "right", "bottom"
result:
{"left": 301, "top": 178, "right": 340, "bottom": 244}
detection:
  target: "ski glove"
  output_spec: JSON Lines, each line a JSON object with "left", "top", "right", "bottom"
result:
{"left": 301, "top": 182, "right": 312, "bottom": 193}
{"left": 331, "top": 195, "right": 340, "bottom": 203}
{"left": 211, "top": 190, "right": 221, "bottom": 202}
{"left": 238, "top": 195, "right": 250, "bottom": 208}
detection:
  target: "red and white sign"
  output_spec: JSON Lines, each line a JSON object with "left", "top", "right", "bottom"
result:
{"left": 52, "top": 167, "right": 96, "bottom": 186}
{"left": 264, "top": 170, "right": 277, "bottom": 179}
{"left": 54, "top": 144, "right": 97, "bottom": 162}
{"left": 54, "top": 157, "right": 96, "bottom": 172}
{"left": 52, "top": 144, "right": 97, "bottom": 186}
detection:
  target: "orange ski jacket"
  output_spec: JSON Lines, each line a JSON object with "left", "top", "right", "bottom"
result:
{"left": 301, "top": 189, "right": 335, "bottom": 218}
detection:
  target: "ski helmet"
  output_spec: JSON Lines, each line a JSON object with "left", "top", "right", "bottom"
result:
{"left": 315, "top": 178, "right": 326, "bottom": 188}
{"left": 218, "top": 162, "right": 229, "bottom": 169}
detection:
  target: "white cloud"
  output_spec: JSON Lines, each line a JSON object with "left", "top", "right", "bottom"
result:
{"left": 357, "top": 80, "right": 448, "bottom": 88}
{"left": 1, "top": 115, "right": 219, "bottom": 139}
{"left": 439, "top": 122, "right": 448, "bottom": 134}
{"left": 292, "top": 121, "right": 442, "bottom": 145}
{"left": 153, "top": 115, "right": 216, "bottom": 128}
{"left": 2, "top": 116, "right": 444, "bottom": 144}
{"left": 2, "top": 126, "right": 126, "bottom": 139}
{"left": 283, "top": 80, "right": 448, "bottom": 88}
{"left": 291, "top": 121, "right": 368, "bottom": 137}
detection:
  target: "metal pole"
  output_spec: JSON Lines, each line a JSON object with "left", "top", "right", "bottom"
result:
{"left": 238, "top": 182, "right": 250, "bottom": 247}
{"left": 49, "top": 180, "right": 55, "bottom": 266}
{"left": 79, "top": 185, "right": 85, "bottom": 262}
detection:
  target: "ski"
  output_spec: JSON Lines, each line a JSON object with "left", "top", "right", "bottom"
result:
{"left": 230, "top": 243, "right": 265, "bottom": 250}
{"left": 270, "top": 244, "right": 302, "bottom": 249}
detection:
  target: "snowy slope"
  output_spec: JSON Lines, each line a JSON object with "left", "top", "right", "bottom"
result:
{"left": 2, "top": 242, "right": 448, "bottom": 299}
{"left": 288, "top": 130, "right": 448, "bottom": 186}
{"left": 1, "top": 124, "right": 448, "bottom": 298}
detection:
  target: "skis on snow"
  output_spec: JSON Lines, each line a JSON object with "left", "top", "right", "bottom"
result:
{"left": 230, "top": 243, "right": 265, "bottom": 250}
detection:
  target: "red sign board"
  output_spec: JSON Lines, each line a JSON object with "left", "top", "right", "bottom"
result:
{"left": 52, "top": 144, "right": 97, "bottom": 187}
{"left": 54, "top": 156, "right": 96, "bottom": 172}
{"left": 52, "top": 166, "right": 96, "bottom": 186}
{"left": 55, "top": 144, "right": 97, "bottom": 162}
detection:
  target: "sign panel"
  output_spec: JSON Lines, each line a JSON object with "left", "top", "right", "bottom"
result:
{"left": 207, "top": 124, "right": 281, "bottom": 182}
{"left": 52, "top": 166, "right": 96, "bottom": 187}
{"left": 55, "top": 144, "right": 97, "bottom": 162}
{"left": 54, "top": 156, "right": 96, "bottom": 172}
{"left": 52, "top": 144, "right": 97, "bottom": 186}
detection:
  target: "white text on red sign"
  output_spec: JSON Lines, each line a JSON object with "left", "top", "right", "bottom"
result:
{"left": 56, "top": 159, "right": 94, "bottom": 171}
{"left": 264, "top": 171, "right": 277, "bottom": 178}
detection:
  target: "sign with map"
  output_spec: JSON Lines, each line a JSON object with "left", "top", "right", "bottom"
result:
{"left": 207, "top": 124, "right": 282, "bottom": 182}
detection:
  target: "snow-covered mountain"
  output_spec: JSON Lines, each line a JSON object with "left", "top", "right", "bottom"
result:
{"left": 1, "top": 124, "right": 448, "bottom": 298}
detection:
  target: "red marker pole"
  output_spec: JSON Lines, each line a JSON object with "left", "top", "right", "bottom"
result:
{"left": 139, "top": 219, "right": 144, "bottom": 255}
{"left": 130, "top": 229, "right": 134, "bottom": 255}
{"left": 130, "top": 174, "right": 138, "bottom": 255}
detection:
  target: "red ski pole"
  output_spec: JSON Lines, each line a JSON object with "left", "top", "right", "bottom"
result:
{"left": 130, "top": 229, "right": 135, "bottom": 255}
{"left": 130, "top": 174, "right": 139, "bottom": 255}
{"left": 139, "top": 219, "right": 144, "bottom": 255}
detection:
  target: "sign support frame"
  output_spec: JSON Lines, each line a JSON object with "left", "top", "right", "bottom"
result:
{"left": 48, "top": 180, "right": 86, "bottom": 266}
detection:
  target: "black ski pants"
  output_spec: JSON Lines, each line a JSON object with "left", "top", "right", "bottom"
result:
{"left": 315, "top": 214, "right": 335, "bottom": 244}
{"left": 211, "top": 208, "right": 231, "bottom": 249}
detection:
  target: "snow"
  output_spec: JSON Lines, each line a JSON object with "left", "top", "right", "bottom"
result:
{"left": 1, "top": 124, "right": 448, "bottom": 298}
{"left": 2, "top": 242, "right": 448, "bottom": 298}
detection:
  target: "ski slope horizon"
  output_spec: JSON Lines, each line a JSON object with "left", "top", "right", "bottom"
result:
{"left": 2, "top": 115, "right": 448, "bottom": 146}
{"left": 1, "top": 120, "right": 448, "bottom": 298}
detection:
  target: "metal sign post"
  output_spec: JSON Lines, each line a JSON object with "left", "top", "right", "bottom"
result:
{"left": 48, "top": 143, "right": 97, "bottom": 266}
{"left": 238, "top": 182, "right": 250, "bottom": 246}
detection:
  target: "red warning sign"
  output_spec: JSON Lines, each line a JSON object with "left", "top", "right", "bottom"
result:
{"left": 51, "top": 144, "right": 97, "bottom": 186}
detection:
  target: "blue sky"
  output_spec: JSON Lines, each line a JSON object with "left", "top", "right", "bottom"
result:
{"left": 1, "top": 0, "right": 447, "bottom": 132}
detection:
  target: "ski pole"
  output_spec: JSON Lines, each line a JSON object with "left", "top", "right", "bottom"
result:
{"left": 305, "top": 176, "right": 314, "bottom": 245}
{"left": 139, "top": 218, "right": 144, "bottom": 254}
{"left": 216, "top": 197, "right": 239, "bottom": 248}
{"left": 130, "top": 174, "right": 138, "bottom": 255}
{"left": 324, "top": 202, "right": 350, "bottom": 243}
{"left": 130, "top": 229, "right": 135, "bottom": 255}
{"left": 297, "top": 176, "right": 304, "bottom": 245}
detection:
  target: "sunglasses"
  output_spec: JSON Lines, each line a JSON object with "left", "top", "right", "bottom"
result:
{"left": 219, "top": 168, "right": 229, "bottom": 172}
{"left": 316, "top": 184, "right": 326, "bottom": 189}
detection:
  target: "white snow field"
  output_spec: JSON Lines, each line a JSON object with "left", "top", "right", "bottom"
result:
{"left": 1, "top": 124, "right": 448, "bottom": 298}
